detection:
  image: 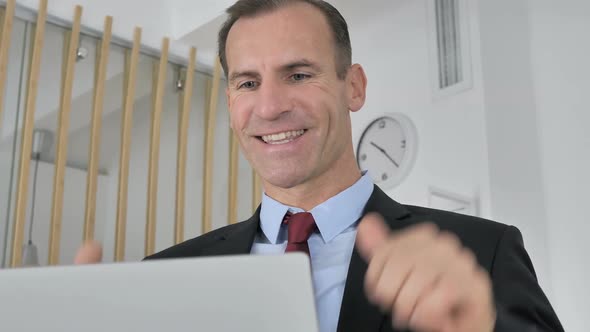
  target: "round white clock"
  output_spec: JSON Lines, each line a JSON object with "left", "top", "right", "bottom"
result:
{"left": 356, "top": 113, "right": 418, "bottom": 189}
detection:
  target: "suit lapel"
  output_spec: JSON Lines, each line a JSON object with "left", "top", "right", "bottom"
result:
{"left": 200, "top": 207, "right": 261, "bottom": 256}
{"left": 198, "top": 187, "right": 416, "bottom": 332}
{"left": 337, "top": 185, "right": 414, "bottom": 332}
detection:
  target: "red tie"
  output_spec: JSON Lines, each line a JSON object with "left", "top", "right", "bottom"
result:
{"left": 283, "top": 212, "right": 317, "bottom": 255}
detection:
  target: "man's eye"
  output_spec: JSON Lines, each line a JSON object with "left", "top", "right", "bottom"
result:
{"left": 238, "top": 81, "right": 258, "bottom": 89}
{"left": 291, "top": 73, "right": 310, "bottom": 81}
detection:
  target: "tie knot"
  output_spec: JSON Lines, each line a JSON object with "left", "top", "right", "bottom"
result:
{"left": 284, "top": 212, "right": 317, "bottom": 246}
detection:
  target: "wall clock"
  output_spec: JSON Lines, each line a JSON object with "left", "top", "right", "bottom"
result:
{"left": 356, "top": 113, "right": 418, "bottom": 189}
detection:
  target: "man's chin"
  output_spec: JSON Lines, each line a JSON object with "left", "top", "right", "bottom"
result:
{"left": 262, "top": 171, "right": 308, "bottom": 191}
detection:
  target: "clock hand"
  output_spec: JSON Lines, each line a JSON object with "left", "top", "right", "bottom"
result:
{"left": 370, "top": 141, "right": 399, "bottom": 168}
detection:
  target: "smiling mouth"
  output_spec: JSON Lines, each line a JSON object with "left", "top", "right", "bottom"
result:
{"left": 257, "top": 129, "right": 306, "bottom": 145}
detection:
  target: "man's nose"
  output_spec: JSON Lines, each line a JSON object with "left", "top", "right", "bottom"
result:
{"left": 254, "top": 80, "right": 290, "bottom": 120}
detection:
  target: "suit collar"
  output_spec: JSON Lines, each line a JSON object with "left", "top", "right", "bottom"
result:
{"left": 200, "top": 206, "right": 261, "bottom": 256}
{"left": 337, "top": 185, "right": 413, "bottom": 332}
{"left": 200, "top": 185, "right": 414, "bottom": 332}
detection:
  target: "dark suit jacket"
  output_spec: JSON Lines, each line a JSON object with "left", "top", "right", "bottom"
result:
{"left": 146, "top": 185, "right": 563, "bottom": 332}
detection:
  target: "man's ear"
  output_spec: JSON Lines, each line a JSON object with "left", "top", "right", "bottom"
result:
{"left": 347, "top": 64, "right": 367, "bottom": 113}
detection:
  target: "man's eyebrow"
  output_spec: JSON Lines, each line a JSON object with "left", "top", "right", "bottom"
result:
{"left": 228, "top": 60, "right": 321, "bottom": 83}
{"left": 281, "top": 59, "right": 321, "bottom": 72}
{"left": 228, "top": 71, "right": 260, "bottom": 84}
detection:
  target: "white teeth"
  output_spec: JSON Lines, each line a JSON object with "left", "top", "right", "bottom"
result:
{"left": 261, "top": 130, "right": 305, "bottom": 144}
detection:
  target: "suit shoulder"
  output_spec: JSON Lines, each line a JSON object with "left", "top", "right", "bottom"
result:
{"left": 144, "top": 222, "right": 247, "bottom": 260}
{"left": 402, "top": 205, "right": 512, "bottom": 270}
{"left": 404, "top": 204, "right": 508, "bottom": 234}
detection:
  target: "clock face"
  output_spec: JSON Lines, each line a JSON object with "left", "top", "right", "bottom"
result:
{"left": 356, "top": 114, "right": 418, "bottom": 189}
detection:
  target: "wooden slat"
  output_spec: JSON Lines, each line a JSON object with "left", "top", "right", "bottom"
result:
{"left": 10, "top": 0, "right": 47, "bottom": 268}
{"left": 0, "top": 0, "right": 16, "bottom": 131}
{"left": 201, "top": 57, "right": 222, "bottom": 234}
{"left": 228, "top": 130, "right": 239, "bottom": 224}
{"left": 83, "top": 16, "right": 112, "bottom": 242}
{"left": 252, "top": 170, "right": 262, "bottom": 212}
{"left": 144, "top": 37, "right": 169, "bottom": 256}
{"left": 114, "top": 27, "right": 141, "bottom": 262}
{"left": 60, "top": 31, "right": 70, "bottom": 96}
{"left": 174, "top": 47, "right": 196, "bottom": 244}
{"left": 151, "top": 61, "right": 157, "bottom": 106}
{"left": 48, "top": 6, "right": 82, "bottom": 266}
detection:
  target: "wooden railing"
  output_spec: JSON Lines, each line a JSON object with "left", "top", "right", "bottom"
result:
{"left": 0, "top": 0, "right": 261, "bottom": 267}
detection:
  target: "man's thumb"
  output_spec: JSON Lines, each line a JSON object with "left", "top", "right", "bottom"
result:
{"left": 74, "top": 241, "right": 103, "bottom": 264}
{"left": 356, "top": 213, "right": 390, "bottom": 262}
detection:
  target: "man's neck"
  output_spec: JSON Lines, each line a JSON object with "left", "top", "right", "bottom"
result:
{"left": 263, "top": 159, "right": 362, "bottom": 211}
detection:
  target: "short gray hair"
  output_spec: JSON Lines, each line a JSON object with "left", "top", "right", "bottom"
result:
{"left": 218, "top": 0, "right": 352, "bottom": 80}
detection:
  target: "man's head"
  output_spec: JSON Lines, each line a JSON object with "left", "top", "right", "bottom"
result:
{"left": 220, "top": 0, "right": 367, "bottom": 208}
{"left": 218, "top": 0, "right": 352, "bottom": 80}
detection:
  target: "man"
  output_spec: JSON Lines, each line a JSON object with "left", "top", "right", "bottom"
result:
{"left": 76, "top": 0, "right": 563, "bottom": 331}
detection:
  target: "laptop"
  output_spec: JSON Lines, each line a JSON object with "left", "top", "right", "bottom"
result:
{"left": 0, "top": 253, "right": 319, "bottom": 332}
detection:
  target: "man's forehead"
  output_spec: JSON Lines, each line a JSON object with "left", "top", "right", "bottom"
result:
{"left": 226, "top": 2, "right": 331, "bottom": 48}
{"left": 225, "top": 3, "right": 334, "bottom": 70}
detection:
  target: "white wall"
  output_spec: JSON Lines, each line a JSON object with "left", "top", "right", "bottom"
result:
{"left": 341, "top": 0, "right": 492, "bottom": 218}
{"left": 477, "top": 0, "right": 553, "bottom": 299}
{"left": 528, "top": 0, "right": 590, "bottom": 330}
{"left": 339, "top": 0, "right": 570, "bottom": 326}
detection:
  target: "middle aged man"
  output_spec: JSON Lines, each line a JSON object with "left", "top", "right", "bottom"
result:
{"left": 76, "top": 1, "right": 563, "bottom": 331}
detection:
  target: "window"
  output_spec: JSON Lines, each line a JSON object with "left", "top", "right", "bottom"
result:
{"left": 427, "top": 0, "right": 472, "bottom": 98}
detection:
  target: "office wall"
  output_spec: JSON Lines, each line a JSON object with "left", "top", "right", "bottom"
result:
{"left": 338, "top": 0, "right": 588, "bottom": 329}
{"left": 528, "top": 0, "right": 590, "bottom": 330}
{"left": 477, "top": 0, "right": 553, "bottom": 300}
{"left": 337, "top": 0, "right": 585, "bottom": 326}
{"left": 340, "top": 0, "right": 493, "bottom": 218}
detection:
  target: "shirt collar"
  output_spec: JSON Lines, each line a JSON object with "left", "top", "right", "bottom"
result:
{"left": 259, "top": 172, "right": 374, "bottom": 244}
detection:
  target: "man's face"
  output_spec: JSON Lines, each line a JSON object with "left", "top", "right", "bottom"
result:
{"left": 225, "top": 3, "right": 362, "bottom": 191}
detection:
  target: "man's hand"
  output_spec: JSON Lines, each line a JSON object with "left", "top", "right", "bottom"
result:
{"left": 356, "top": 213, "right": 496, "bottom": 332}
{"left": 74, "top": 240, "right": 103, "bottom": 264}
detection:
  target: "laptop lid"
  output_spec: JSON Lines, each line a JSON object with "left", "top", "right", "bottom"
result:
{"left": 0, "top": 253, "right": 319, "bottom": 332}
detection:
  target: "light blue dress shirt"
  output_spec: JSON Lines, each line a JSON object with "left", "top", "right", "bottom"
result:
{"left": 250, "top": 173, "right": 374, "bottom": 332}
